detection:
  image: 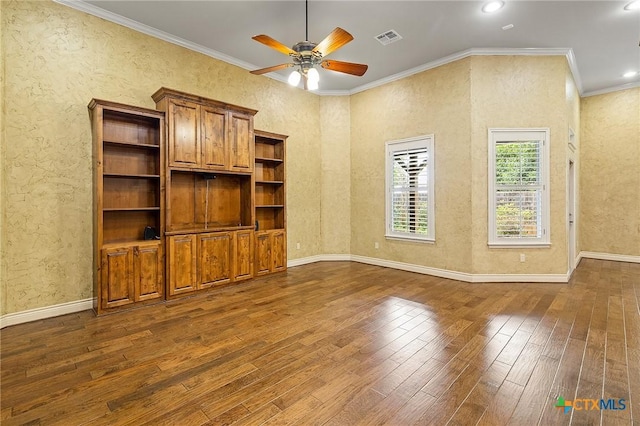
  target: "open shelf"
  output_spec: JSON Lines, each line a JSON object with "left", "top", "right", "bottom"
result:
{"left": 103, "top": 173, "right": 160, "bottom": 178}
{"left": 254, "top": 130, "right": 286, "bottom": 233}
{"left": 103, "top": 177, "right": 160, "bottom": 209}
{"left": 103, "top": 110, "right": 160, "bottom": 147}
{"left": 103, "top": 207, "right": 160, "bottom": 212}
{"left": 168, "top": 170, "right": 253, "bottom": 232}
{"left": 255, "top": 205, "right": 285, "bottom": 230}
{"left": 103, "top": 210, "right": 160, "bottom": 244}
{"left": 255, "top": 156, "right": 283, "bottom": 164}
{"left": 104, "top": 140, "right": 160, "bottom": 150}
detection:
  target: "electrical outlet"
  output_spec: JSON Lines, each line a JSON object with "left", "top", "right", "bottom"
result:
{"left": 296, "top": 242, "right": 301, "bottom": 250}
{"left": 520, "top": 253, "right": 526, "bottom": 263}
{"left": 374, "top": 242, "right": 379, "bottom": 249}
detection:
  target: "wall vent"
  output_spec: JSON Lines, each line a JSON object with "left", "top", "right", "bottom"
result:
{"left": 375, "top": 29, "right": 402, "bottom": 46}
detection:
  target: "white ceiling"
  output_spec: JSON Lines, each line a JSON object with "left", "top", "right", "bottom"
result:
{"left": 61, "top": 1, "right": 640, "bottom": 95}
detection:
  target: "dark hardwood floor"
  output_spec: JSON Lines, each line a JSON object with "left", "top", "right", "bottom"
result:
{"left": 1, "top": 258, "right": 638, "bottom": 425}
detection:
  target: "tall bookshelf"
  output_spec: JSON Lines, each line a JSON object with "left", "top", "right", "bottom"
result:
{"left": 254, "top": 130, "right": 287, "bottom": 276}
{"left": 89, "top": 100, "right": 165, "bottom": 314}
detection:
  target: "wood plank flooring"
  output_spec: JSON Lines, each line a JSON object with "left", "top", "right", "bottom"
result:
{"left": 1, "top": 258, "right": 638, "bottom": 425}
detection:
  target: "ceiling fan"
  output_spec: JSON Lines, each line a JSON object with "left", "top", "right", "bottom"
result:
{"left": 250, "top": 0, "right": 368, "bottom": 90}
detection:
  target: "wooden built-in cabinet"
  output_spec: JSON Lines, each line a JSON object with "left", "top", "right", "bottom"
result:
{"left": 153, "top": 88, "right": 261, "bottom": 299}
{"left": 89, "top": 99, "right": 165, "bottom": 314}
{"left": 152, "top": 88, "right": 256, "bottom": 173}
{"left": 101, "top": 242, "right": 163, "bottom": 309}
{"left": 255, "top": 230, "right": 286, "bottom": 276}
{"left": 91, "top": 91, "right": 287, "bottom": 312}
{"left": 254, "top": 130, "right": 287, "bottom": 276}
{"left": 167, "top": 230, "right": 255, "bottom": 296}
{"left": 167, "top": 234, "right": 197, "bottom": 296}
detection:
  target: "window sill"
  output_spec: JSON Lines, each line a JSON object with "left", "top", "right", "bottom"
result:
{"left": 385, "top": 235, "right": 435, "bottom": 244}
{"left": 488, "top": 242, "right": 551, "bottom": 249}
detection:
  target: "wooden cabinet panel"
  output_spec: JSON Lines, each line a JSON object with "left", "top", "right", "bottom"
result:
{"left": 201, "top": 106, "right": 227, "bottom": 170}
{"left": 168, "top": 100, "right": 199, "bottom": 168}
{"left": 272, "top": 230, "right": 287, "bottom": 272}
{"left": 234, "top": 230, "right": 254, "bottom": 281}
{"left": 155, "top": 89, "right": 256, "bottom": 173}
{"left": 135, "top": 244, "right": 163, "bottom": 302}
{"left": 198, "top": 232, "right": 232, "bottom": 288}
{"left": 254, "top": 231, "right": 271, "bottom": 276}
{"left": 91, "top": 99, "right": 165, "bottom": 314}
{"left": 229, "top": 112, "right": 253, "bottom": 172}
{"left": 101, "top": 247, "right": 135, "bottom": 309}
{"left": 168, "top": 235, "right": 197, "bottom": 296}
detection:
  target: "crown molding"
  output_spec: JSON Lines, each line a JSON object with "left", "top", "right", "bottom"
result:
{"left": 582, "top": 81, "right": 640, "bottom": 97}
{"left": 348, "top": 47, "right": 579, "bottom": 96}
{"left": 52, "top": 0, "right": 290, "bottom": 84}
{"left": 55, "top": 1, "right": 636, "bottom": 98}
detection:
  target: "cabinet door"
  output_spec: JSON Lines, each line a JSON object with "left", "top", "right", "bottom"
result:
{"left": 272, "top": 230, "right": 287, "bottom": 272}
{"left": 201, "top": 105, "right": 227, "bottom": 170}
{"left": 101, "top": 247, "right": 135, "bottom": 309}
{"left": 229, "top": 112, "right": 253, "bottom": 172}
{"left": 168, "top": 235, "right": 197, "bottom": 296}
{"left": 168, "top": 100, "right": 200, "bottom": 168}
{"left": 198, "top": 232, "right": 232, "bottom": 288}
{"left": 254, "top": 231, "right": 271, "bottom": 276}
{"left": 234, "top": 230, "right": 254, "bottom": 281}
{"left": 134, "top": 243, "right": 163, "bottom": 302}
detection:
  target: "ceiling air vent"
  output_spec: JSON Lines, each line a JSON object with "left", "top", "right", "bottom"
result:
{"left": 375, "top": 29, "right": 402, "bottom": 46}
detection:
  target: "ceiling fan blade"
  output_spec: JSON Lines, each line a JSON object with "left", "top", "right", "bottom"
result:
{"left": 321, "top": 60, "right": 368, "bottom": 76}
{"left": 252, "top": 34, "right": 296, "bottom": 56}
{"left": 312, "top": 27, "right": 354, "bottom": 57}
{"left": 250, "top": 63, "right": 293, "bottom": 75}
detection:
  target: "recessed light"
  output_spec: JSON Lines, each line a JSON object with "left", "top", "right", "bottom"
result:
{"left": 624, "top": 1, "right": 640, "bottom": 10}
{"left": 482, "top": 1, "right": 505, "bottom": 13}
{"left": 623, "top": 71, "right": 638, "bottom": 78}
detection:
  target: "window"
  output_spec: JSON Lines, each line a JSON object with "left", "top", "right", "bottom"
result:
{"left": 385, "top": 135, "right": 435, "bottom": 241}
{"left": 488, "top": 128, "right": 550, "bottom": 247}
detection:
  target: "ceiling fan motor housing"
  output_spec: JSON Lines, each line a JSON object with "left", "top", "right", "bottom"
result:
{"left": 292, "top": 41, "right": 322, "bottom": 71}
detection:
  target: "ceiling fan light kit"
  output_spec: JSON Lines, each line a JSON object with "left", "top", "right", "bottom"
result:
{"left": 250, "top": 0, "right": 368, "bottom": 90}
{"left": 624, "top": 0, "right": 640, "bottom": 10}
{"left": 482, "top": 1, "right": 505, "bottom": 13}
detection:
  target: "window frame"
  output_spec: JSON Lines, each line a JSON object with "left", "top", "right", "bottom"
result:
{"left": 488, "top": 128, "right": 550, "bottom": 248}
{"left": 385, "top": 134, "right": 435, "bottom": 242}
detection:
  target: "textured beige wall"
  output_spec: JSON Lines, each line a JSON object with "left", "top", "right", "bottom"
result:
{"left": 470, "top": 56, "right": 569, "bottom": 275}
{"left": 350, "top": 59, "right": 473, "bottom": 272}
{"left": 1, "top": 0, "right": 6, "bottom": 315}
{"left": 1, "top": 0, "right": 322, "bottom": 315}
{"left": 320, "top": 96, "right": 351, "bottom": 254}
{"left": 580, "top": 88, "right": 640, "bottom": 256}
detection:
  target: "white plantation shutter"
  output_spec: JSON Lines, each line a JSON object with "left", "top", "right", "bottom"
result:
{"left": 386, "top": 136, "right": 435, "bottom": 241}
{"left": 489, "top": 129, "right": 550, "bottom": 246}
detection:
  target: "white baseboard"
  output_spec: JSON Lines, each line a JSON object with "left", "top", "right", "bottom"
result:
{"left": 350, "top": 255, "right": 569, "bottom": 283}
{"left": 579, "top": 251, "right": 640, "bottom": 264}
{"left": 290, "top": 254, "right": 569, "bottom": 283}
{"left": 0, "top": 298, "right": 93, "bottom": 329}
{"left": 287, "top": 254, "right": 351, "bottom": 267}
